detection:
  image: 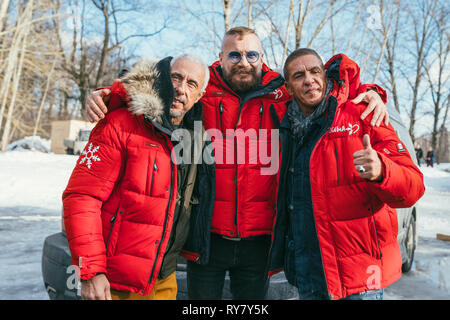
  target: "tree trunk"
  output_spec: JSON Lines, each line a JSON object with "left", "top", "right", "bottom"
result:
{"left": 247, "top": 0, "right": 252, "bottom": 27}
{"left": 94, "top": 0, "right": 111, "bottom": 89}
{"left": 1, "top": 0, "right": 32, "bottom": 151}
{"left": 281, "top": 0, "right": 294, "bottom": 63}
{"left": 222, "top": 0, "right": 233, "bottom": 31}
{"left": 0, "top": 0, "right": 10, "bottom": 33}
{"left": 32, "top": 59, "right": 57, "bottom": 149}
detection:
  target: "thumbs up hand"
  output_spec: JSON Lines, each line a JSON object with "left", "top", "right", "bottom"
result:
{"left": 353, "top": 134, "right": 383, "bottom": 182}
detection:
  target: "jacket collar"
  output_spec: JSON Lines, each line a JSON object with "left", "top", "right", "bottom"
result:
{"left": 121, "top": 57, "right": 176, "bottom": 133}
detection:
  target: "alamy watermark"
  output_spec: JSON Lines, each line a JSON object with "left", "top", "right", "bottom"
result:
{"left": 366, "top": 5, "right": 382, "bottom": 30}
{"left": 171, "top": 120, "right": 280, "bottom": 176}
{"left": 366, "top": 265, "right": 382, "bottom": 290}
{"left": 66, "top": 265, "right": 81, "bottom": 297}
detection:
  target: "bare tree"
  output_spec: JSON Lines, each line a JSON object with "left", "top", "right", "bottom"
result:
{"left": 424, "top": 5, "right": 450, "bottom": 157}
{"left": 31, "top": 59, "right": 57, "bottom": 149}
{"left": 50, "top": 0, "right": 167, "bottom": 113}
{"left": 437, "top": 96, "right": 449, "bottom": 162}
{"left": 401, "top": 0, "right": 438, "bottom": 143}
{"left": 0, "top": 0, "right": 34, "bottom": 152}
{"left": 0, "top": 0, "right": 10, "bottom": 32}
{"left": 367, "top": 0, "right": 403, "bottom": 112}
{"left": 383, "top": 1, "right": 402, "bottom": 112}
{"left": 263, "top": 0, "right": 347, "bottom": 54}
{"left": 370, "top": 0, "right": 396, "bottom": 83}
{"left": 222, "top": 0, "right": 234, "bottom": 31}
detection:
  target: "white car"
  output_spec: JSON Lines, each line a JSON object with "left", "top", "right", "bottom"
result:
{"left": 63, "top": 129, "right": 91, "bottom": 155}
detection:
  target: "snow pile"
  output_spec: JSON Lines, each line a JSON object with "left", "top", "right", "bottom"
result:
{"left": 7, "top": 136, "right": 51, "bottom": 153}
{"left": 420, "top": 163, "right": 450, "bottom": 193}
{"left": 387, "top": 163, "right": 450, "bottom": 299}
{"left": 0, "top": 151, "right": 78, "bottom": 209}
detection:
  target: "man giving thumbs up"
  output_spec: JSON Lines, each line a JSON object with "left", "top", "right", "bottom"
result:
{"left": 268, "top": 49, "right": 425, "bottom": 300}
{"left": 353, "top": 134, "right": 383, "bottom": 182}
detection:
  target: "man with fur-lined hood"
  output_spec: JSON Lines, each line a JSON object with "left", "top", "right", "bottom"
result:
{"left": 62, "top": 55, "right": 214, "bottom": 300}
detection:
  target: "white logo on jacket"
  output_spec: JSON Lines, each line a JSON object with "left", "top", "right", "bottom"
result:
{"left": 272, "top": 89, "right": 283, "bottom": 100}
{"left": 330, "top": 123, "right": 360, "bottom": 136}
{"left": 79, "top": 143, "right": 101, "bottom": 169}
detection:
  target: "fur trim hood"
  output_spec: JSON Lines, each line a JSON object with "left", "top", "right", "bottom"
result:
{"left": 109, "top": 57, "right": 176, "bottom": 130}
{"left": 108, "top": 56, "right": 204, "bottom": 133}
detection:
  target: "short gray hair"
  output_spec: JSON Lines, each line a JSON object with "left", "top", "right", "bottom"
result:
{"left": 170, "top": 54, "right": 210, "bottom": 93}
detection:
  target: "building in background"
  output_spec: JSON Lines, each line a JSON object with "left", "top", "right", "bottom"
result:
{"left": 50, "top": 120, "right": 94, "bottom": 154}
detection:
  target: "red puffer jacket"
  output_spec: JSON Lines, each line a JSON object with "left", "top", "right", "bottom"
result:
{"left": 269, "top": 54, "right": 425, "bottom": 299}
{"left": 201, "top": 61, "right": 289, "bottom": 238}
{"left": 201, "top": 60, "right": 387, "bottom": 239}
{"left": 310, "top": 99, "right": 425, "bottom": 299}
{"left": 63, "top": 58, "right": 178, "bottom": 295}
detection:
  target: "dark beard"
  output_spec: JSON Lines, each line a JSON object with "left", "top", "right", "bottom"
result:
{"left": 224, "top": 67, "right": 259, "bottom": 94}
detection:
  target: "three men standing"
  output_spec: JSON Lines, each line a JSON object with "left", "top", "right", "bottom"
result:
{"left": 80, "top": 27, "right": 395, "bottom": 300}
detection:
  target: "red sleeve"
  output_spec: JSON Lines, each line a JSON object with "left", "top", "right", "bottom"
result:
{"left": 363, "top": 117, "right": 425, "bottom": 208}
{"left": 326, "top": 53, "right": 388, "bottom": 103}
{"left": 62, "top": 115, "right": 126, "bottom": 280}
{"left": 96, "top": 80, "right": 129, "bottom": 113}
{"left": 357, "top": 84, "right": 387, "bottom": 104}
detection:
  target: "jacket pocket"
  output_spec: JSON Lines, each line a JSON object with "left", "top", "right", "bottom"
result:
{"left": 334, "top": 143, "right": 340, "bottom": 186}
{"left": 149, "top": 159, "right": 157, "bottom": 196}
{"left": 218, "top": 101, "right": 224, "bottom": 133}
{"left": 105, "top": 205, "right": 122, "bottom": 256}
{"left": 259, "top": 103, "right": 264, "bottom": 130}
{"left": 143, "top": 145, "right": 159, "bottom": 196}
{"left": 370, "top": 205, "right": 383, "bottom": 260}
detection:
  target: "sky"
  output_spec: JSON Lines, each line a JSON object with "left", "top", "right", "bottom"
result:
{"left": 57, "top": 0, "right": 448, "bottom": 138}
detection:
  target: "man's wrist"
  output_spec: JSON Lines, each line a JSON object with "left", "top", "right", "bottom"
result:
{"left": 81, "top": 272, "right": 105, "bottom": 282}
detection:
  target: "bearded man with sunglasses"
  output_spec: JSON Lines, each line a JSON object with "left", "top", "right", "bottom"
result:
{"left": 182, "top": 27, "right": 390, "bottom": 300}
{"left": 85, "top": 26, "right": 389, "bottom": 300}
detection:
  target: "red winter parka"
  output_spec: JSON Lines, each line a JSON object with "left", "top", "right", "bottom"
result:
{"left": 200, "top": 60, "right": 387, "bottom": 240}
{"left": 63, "top": 58, "right": 178, "bottom": 295}
{"left": 201, "top": 61, "right": 289, "bottom": 238}
{"left": 268, "top": 54, "right": 425, "bottom": 299}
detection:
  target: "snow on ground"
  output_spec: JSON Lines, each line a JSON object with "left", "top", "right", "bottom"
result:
{"left": 384, "top": 163, "right": 450, "bottom": 300}
{"left": 0, "top": 150, "right": 449, "bottom": 300}
{"left": 0, "top": 151, "right": 78, "bottom": 300}
{"left": 6, "top": 136, "right": 51, "bottom": 153}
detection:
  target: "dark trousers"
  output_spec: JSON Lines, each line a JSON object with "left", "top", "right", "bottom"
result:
{"left": 187, "top": 233, "right": 271, "bottom": 300}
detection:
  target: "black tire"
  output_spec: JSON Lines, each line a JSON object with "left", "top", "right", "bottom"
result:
{"left": 402, "top": 215, "right": 416, "bottom": 273}
{"left": 66, "top": 148, "right": 74, "bottom": 155}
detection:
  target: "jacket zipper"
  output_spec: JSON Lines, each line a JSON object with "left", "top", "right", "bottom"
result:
{"left": 147, "top": 138, "right": 175, "bottom": 287}
{"left": 105, "top": 206, "right": 120, "bottom": 251}
{"left": 150, "top": 160, "right": 157, "bottom": 196}
{"left": 218, "top": 101, "right": 224, "bottom": 133}
{"left": 213, "top": 68, "right": 282, "bottom": 238}
{"left": 233, "top": 97, "right": 243, "bottom": 237}
{"left": 305, "top": 96, "right": 338, "bottom": 299}
{"left": 259, "top": 103, "right": 264, "bottom": 130}
{"left": 334, "top": 144, "right": 339, "bottom": 186}
{"left": 370, "top": 205, "right": 383, "bottom": 259}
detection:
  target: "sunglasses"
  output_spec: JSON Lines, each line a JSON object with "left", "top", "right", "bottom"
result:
{"left": 227, "top": 51, "right": 260, "bottom": 64}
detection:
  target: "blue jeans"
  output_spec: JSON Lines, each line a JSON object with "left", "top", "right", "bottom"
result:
{"left": 340, "top": 289, "right": 384, "bottom": 300}
{"left": 187, "top": 233, "right": 271, "bottom": 300}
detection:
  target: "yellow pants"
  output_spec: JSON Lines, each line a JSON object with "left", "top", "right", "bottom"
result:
{"left": 110, "top": 272, "right": 177, "bottom": 300}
